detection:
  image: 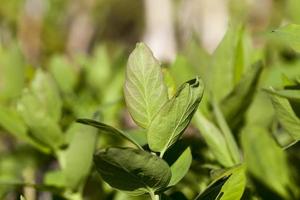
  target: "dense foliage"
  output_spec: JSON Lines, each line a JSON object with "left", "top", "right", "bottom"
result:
{"left": 1, "top": 0, "right": 300, "bottom": 200}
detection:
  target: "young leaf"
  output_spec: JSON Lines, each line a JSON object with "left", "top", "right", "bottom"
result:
{"left": 93, "top": 147, "right": 171, "bottom": 193}
{"left": 241, "top": 126, "right": 293, "bottom": 199}
{"left": 265, "top": 88, "right": 300, "bottom": 141}
{"left": 124, "top": 43, "right": 168, "bottom": 128}
{"left": 147, "top": 77, "right": 204, "bottom": 155}
{"left": 271, "top": 24, "right": 300, "bottom": 52}
{"left": 193, "top": 112, "right": 234, "bottom": 167}
{"left": 62, "top": 123, "right": 97, "bottom": 190}
{"left": 220, "top": 62, "right": 263, "bottom": 128}
{"left": 76, "top": 118, "right": 143, "bottom": 150}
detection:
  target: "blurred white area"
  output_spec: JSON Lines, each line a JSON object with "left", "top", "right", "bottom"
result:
{"left": 143, "top": 0, "right": 177, "bottom": 62}
{"left": 143, "top": 0, "right": 229, "bottom": 62}
{"left": 179, "top": 0, "right": 228, "bottom": 53}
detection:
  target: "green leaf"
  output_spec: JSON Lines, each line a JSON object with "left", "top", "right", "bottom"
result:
{"left": 265, "top": 89, "right": 300, "bottom": 102}
{"left": 147, "top": 77, "right": 204, "bottom": 155}
{"left": 271, "top": 24, "right": 300, "bottom": 52}
{"left": 193, "top": 112, "right": 234, "bottom": 167}
{"left": 218, "top": 165, "right": 246, "bottom": 200}
{"left": 220, "top": 62, "right": 263, "bottom": 128}
{"left": 85, "top": 45, "right": 112, "bottom": 93}
{"left": 76, "top": 118, "right": 143, "bottom": 150}
{"left": 265, "top": 88, "right": 300, "bottom": 141}
{"left": 17, "top": 90, "right": 64, "bottom": 151}
{"left": 61, "top": 123, "right": 97, "bottom": 190}
{"left": 207, "top": 24, "right": 240, "bottom": 101}
{"left": 93, "top": 147, "right": 171, "bottom": 193}
{"left": 195, "top": 165, "right": 246, "bottom": 200}
{"left": 30, "top": 70, "right": 62, "bottom": 122}
{"left": 241, "top": 126, "right": 293, "bottom": 198}
{"left": 49, "top": 55, "right": 78, "bottom": 94}
{"left": 0, "top": 44, "right": 25, "bottom": 102}
{"left": 20, "top": 195, "right": 26, "bottom": 200}
{"left": 164, "top": 144, "right": 192, "bottom": 187}
{"left": 43, "top": 170, "right": 66, "bottom": 188}
{"left": 124, "top": 43, "right": 168, "bottom": 128}
{"left": 0, "top": 105, "right": 27, "bottom": 139}
{"left": 212, "top": 100, "right": 240, "bottom": 165}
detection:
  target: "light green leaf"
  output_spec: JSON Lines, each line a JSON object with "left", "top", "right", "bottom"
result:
{"left": 20, "top": 195, "right": 26, "bottom": 200}
{"left": 220, "top": 62, "right": 263, "bottom": 128}
{"left": 76, "top": 118, "right": 143, "bottom": 150}
{"left": 43, "top": 170, "right": 66, "bottom": 188}
{"left": 62, "top": 123, "right": 97, "bottom": 190}
{"left": 31, "top": 70, "right": 62, "bottom": 122}
{"left": 147, "top": 77, "right": 204, "bottom": 155}
{"left": 241, "top": 126, "right": 292, "bottom": 198}
{"left": 207, "top": 24, "right": 240, "bottom": 101}
{"left": 93, "top": 147, "right": 171, "bottom": 193}
{"left": 219, "top": 165, "right": 246, "bottom": 200}
{"left": 266, "top": 89, "right": 300, "bottom": 102}
{"left": 271, "top": 24, "right": 300, "bottom": 52}
{"left": 212, "top": 100, "right": 240, "bottom": 165}
{"left": 85, "top": 45, "right": 112, "bottom": 95}
{"left": 193, "top": 112, "right": 234, "bottom": 167}
{"left": 0, "top": 106, "right": 27, "bottom": 139}
{"left": 49, "top": 55, "right": 78, "bottom": 94}
{"left": 0, "top": 44, "right": 25, "bottom": 102}
{"left": 164, "top": 145, "right": 192, "bottom": 187}
{"left": 17, "top": 90, "right": 64, "bottom": 151}
{"left": 124, "top": 43, "right": 168, "bottom": 128}
{"left": 265, "top": 88, "right": 300, "bottom": 141}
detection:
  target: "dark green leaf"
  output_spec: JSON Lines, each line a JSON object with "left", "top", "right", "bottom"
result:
{"left": 93, "top": 147, "right": 171, "bottom": 193}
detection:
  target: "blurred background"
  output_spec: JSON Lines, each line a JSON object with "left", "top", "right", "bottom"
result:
{"left": 1, "top": 0, "right": 300, "bottom": 200}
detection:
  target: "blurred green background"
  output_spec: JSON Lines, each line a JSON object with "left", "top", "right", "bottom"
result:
{"left": 1, "top": 0, "right": 300, "bottom": 200}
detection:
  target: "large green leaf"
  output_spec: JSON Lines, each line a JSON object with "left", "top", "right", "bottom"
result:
{"left": 76, "top": 118, "right": 143, "bottom": 150}
{"left": 220, "top": 62, "right": 263, "bottom": 128}
{"left": 93, "top": 147, "right": 171, "bottom": 193}
{"left": 147, "top": 77, "right": 204, "bottom": 155}
{"left": 265, "top": 88, "right": 300, "bottom": 142}
{"left": 271, "top": 24, "right": 300, "bottom": 52}
{"left": 193, "top": 112, "right": 234, "bottom": 167}
{"left": 241, "top": 126, "right": 293, "bottom": 199}
{"left": 124, "top": 43, "right": 168, "bottom": 128}
{"left": 61, "top": 123, "right": 97, "bottom": 190}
